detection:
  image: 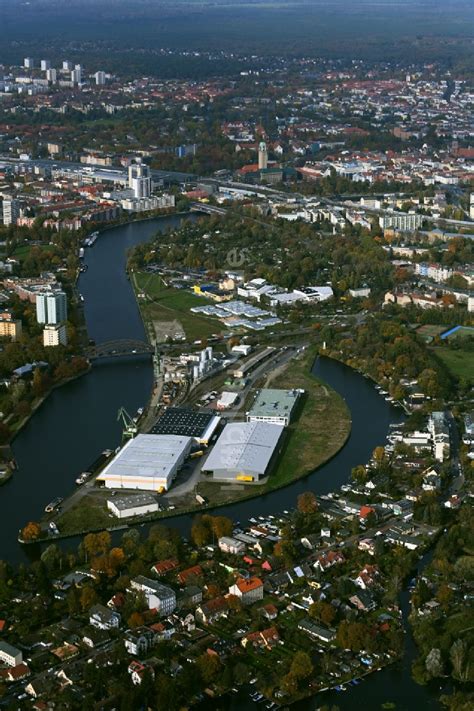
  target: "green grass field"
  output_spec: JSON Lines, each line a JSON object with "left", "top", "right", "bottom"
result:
{"left": 266, "top": 347, "right": 351, "bottom": 490}
{"left": 13, "top": 243, "right": 57, "bottom": 260}
{"left": 432, "top": 348, "right": 474, "bottom": 381}
{"left": 133, "top": 271, "right": 222, "bottom": 342}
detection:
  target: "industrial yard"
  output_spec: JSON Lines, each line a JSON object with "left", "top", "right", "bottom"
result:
{"left": 38, "top": 345, "right": 351, "bottom": 538}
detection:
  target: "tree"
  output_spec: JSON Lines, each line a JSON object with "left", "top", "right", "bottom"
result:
{"left": 450, "top": 639, "right": 466, "bottom": 681}
{"left": 40, "top": 544, "right": 61, "bottom": 572}
{"left": 281, "top": 672, "right": 298, "bottom": 695}
{"left": 290, "top": 650, "right": 313, "bottom": 681}
{"left": 128, "top": 611, "right": 145, "bottom": 628}
{"left": 80, "top": 585, "right": 98, "bottom": 611}
{"left": 425, "top": 648, "right": 444, "bottom": 679}
{"left": 83, "top": 531, "right": 111, "bottom": 560}
{"left": 196, "top": 652, "right": 221, "bottom": 684}
{"left": 191, "top": 519, "right": 210, "bottom": 547}
{"left": 309, "top": 600, "right": 336, "bottom": 626}
{"left": 21, "top": 521, "right": 41, "bottom": 541}
{"left": 210, "top": 515, "right": 233, "bottom": 539}
{"left": 32, "top": 368, "right": 48, "bottom": 397}
{"left": 372, "top": 446, "right": 386, "bottom": 465}
{"left": 297, "top": 491, "right": 318, "bottom": 514}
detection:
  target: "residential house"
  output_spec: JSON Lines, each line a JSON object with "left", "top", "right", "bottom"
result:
{"left": 151, "top": 559, "right": 179, "bottom": 577}
{"left": 130, "top": 576, "right": 176, "bottom": 614}
{"left": 349, "top": 591, "right": 376, "bottom": 612}
{"left": 0, "top": 641, "right": 22, "bottom": 666}
{"left": 177, "top": 565, "right": 203, "bottom": 586}
{"left": 359, "top": 505, "right": 376, "bottom": 521}
{"left": 177, "top": 585, "right": 203, "bottom": 608}
{"left": 228, "top": 577, "right": 264, "bottom": 605}
{"left": 195, "top": 597, "right": 229, "bottom": 625}
{"left": 301, "top": 534, "right": 320, "bottom": 550}
{"left": 358, "top": 538, "right": 376, "bottom": 555}
{"left": 241, "top": 627, "right": 280, "bottom": 650}
{"left": 82, "top": 627, "right": 111, "bottom": 649}
{"left": 354, "top": 564, "right": 380, "bottom": 590}
{"left": 314, "top": 550, "right": 345, "bottom": 573}
{"left": 26, "top": 678, "right": 56, "bottom": 699}
{"left": 124, "top": 626, "right": 157, "bottom": 656}
{"left": 298, "top": 619, "right": 336, "bottom": 643}
{"left": 218, "top": 536, "right": 246, "bottom": 555}
{"left": 0, "top": 663, "right": 31, "bottom": 683}
{"left": 422, "top": 467, "right": 442, "bottom": 492}
{"left": 128, "top": 660, "right": 155, "bottom": 686}
{"left": 259, "top": 603, "right": 278, "bottom": 621}
{"left": 107, "top": 592, "right": 126, "bottom": 610}
{"left": 89, "top": 603, "right": 121, "bottom": 630}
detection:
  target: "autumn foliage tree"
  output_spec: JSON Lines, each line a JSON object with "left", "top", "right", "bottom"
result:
{"left": 21, "top": 521, "right": 41, "bottom": 541}
{"left": 297, "top": 491, "right": 318, "bottom": 514}
{"left": 191, "top": 514, "right": 233, "bottom": 546}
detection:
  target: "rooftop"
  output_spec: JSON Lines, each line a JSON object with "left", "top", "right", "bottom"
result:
{"left": 150, "top": 407, "right": 219, "bottom": 439}
{"left": 202, "top": 421, "right": 283, "bottom": 476}
{"left": 97, "top": 433, "right": 192, "bottom": 487}
{"left": 248, "top": 388, "right": 301, "bottom": 421}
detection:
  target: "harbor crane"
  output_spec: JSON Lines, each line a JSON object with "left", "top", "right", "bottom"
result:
{"left": 117, "top": 407, "right": 138, "bottom": 442}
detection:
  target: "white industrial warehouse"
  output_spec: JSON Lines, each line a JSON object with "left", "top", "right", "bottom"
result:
{"left": 201, "top": 421, "right": 284, "bottom": 483}
{"left": 97, "top": 433, "right": 193, "bottom": 492}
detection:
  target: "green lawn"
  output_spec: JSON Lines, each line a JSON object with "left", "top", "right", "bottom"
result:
{"left": 135, "top": 271, "right": 168, "bottom": 298}
{"left": 55, "top": 496, "right": 112, "bottom": 535}
{"left": 432, "top": 348, "right": 474, "bottom": 381}
{"left": 264, "top": 347, "right": 351, "bottom": 490}
{"left": 13, "top": 243, "right": 57, "bottom": 260}
{"left": 133, "top": 271, "right": 222, "bottom": 341}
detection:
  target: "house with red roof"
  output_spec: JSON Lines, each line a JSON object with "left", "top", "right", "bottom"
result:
{"left": 359, "top": 505, "right": 376, "bottom": 520}
{"left": 196, "top": 597, "right": 229, "bottom": 625}
{"left": 177, "top": 565, "right": 203, "bottom": 585}
{"left": 151, "top": 559, "right": 179, "bottom": 577}
{"left": 228, "top": 577, "right": 264, "bottom": 605}
{"left": 314, "top": 550, "right": 345, "bottom": 573}
{"left": 241, "top": 626, "right": 280, "bottom": 650}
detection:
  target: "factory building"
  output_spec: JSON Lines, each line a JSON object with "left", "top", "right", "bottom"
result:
{"left": 150, "top": 407, "right": 220, "bottom": 445}
{"left": 202, "top": 422, "right": 284, "bottom": 483}
{"left": 247, "top": 388, "right": 302, "bottom": 426}
{"left": 97, "top": 434, "right": 193, "bottom": 492}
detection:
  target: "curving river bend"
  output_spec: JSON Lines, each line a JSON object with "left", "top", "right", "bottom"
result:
{"left": 2, "top": 215, "right": 440, "bottom": 709}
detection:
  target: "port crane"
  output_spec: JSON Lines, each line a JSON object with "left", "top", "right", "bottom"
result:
{"left": 117, "top": 407, "right": 138, "bottom": 442}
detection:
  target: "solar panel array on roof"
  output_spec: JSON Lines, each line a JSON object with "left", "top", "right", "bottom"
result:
{"left": 150, "top": 408, "right": 214, "bottom": 438}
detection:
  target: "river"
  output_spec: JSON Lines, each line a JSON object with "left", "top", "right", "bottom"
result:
{"left": 2, "top": 214, "right": 440, "bottom": 708}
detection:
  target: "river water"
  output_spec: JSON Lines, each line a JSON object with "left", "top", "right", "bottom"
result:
{"left": 2, "top": 215, "right": 440, "bottom": 708}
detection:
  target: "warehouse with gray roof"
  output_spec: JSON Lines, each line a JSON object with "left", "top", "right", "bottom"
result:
{"left": 97, "top": 433, "right": 193, "bottom": 492}
{"left": 201, "top": 422, "right": 284, "bottom": 483}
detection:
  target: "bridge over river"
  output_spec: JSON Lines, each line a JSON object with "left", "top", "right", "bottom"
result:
{"left": 85, "top": 338, "right": 155, "bottom": 360}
